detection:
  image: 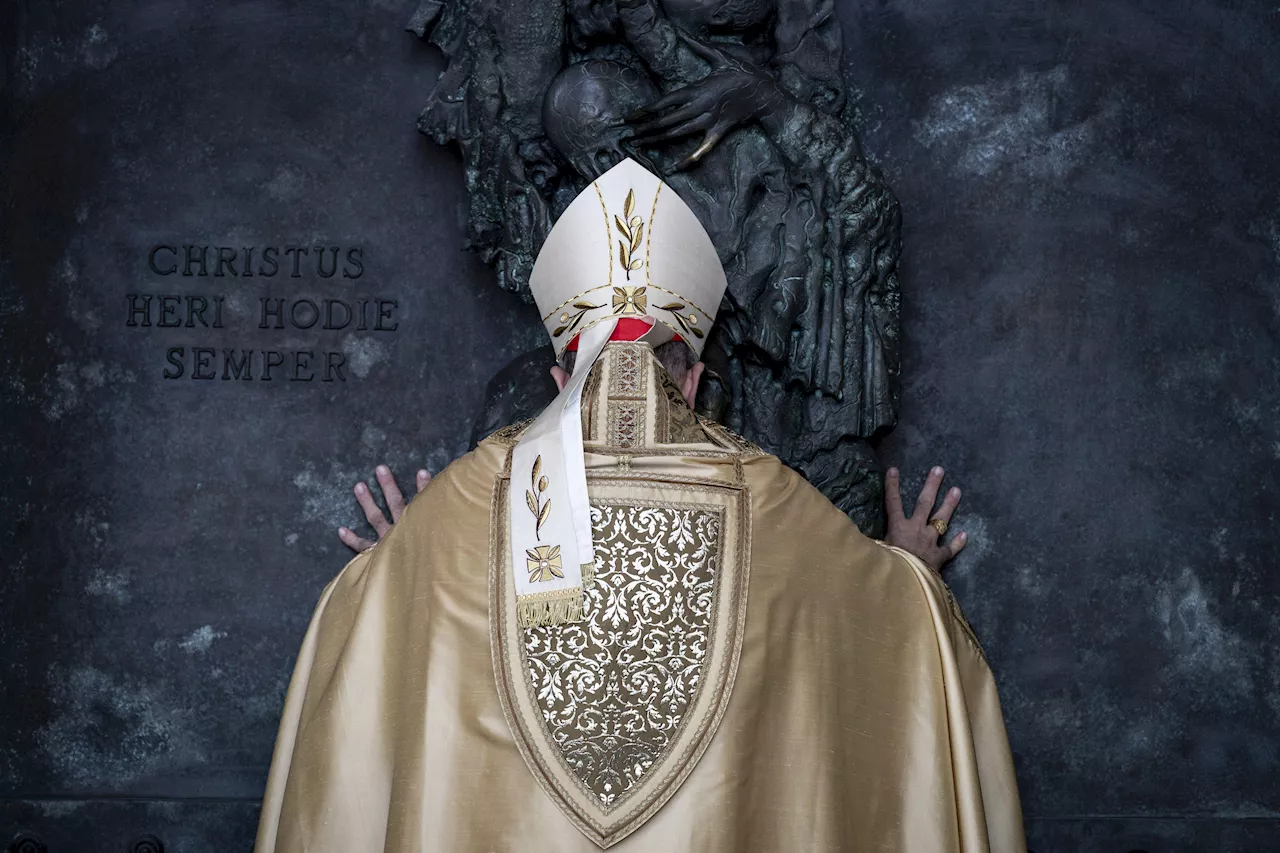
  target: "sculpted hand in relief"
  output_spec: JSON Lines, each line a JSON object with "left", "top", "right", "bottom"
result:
{"left": 337, "top": 464, "right": 431, "bottom": 553}
{"left": 624, "top": 36, "right": 787, "bottom": 170}
{"left": 883, "top": 466, "right": 969, "bottom": 572}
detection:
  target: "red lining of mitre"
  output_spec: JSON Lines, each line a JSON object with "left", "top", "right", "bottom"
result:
{"left": 564, "top": 317, "right": 681, "bottom": 351}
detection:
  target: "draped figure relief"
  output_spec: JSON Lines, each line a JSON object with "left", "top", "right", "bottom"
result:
{"left": 411, "top": 0, "right": 902, "bottom": 533}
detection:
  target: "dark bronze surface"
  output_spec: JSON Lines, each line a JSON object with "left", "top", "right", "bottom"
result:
{"left": 414, "top": 0, "right": 902, "bottom": 533}
{"left": 2, "top": 0, "right": 1279, "bottom": 850}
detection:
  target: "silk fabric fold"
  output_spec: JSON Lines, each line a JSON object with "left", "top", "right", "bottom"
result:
{"left": 256, "top": 350, "right": 1025, "bottom": 852}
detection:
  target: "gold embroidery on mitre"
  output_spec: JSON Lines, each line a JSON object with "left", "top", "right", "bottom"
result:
{"left": 655, "top": 300, "right": 706, "bottom": 340}
{"left": 553, "top": 299, "right": 606, "bottom": 340}
{"left": 522, "top": 503, "right": 723, "bottom": 808}
{"left": 592, "top": 183, "right": 615, "bottom": 291}
{"left": 612, "top": 285, "right": 647, "bottom": 316}
{"left": 542, "top": 283, "right": 707, "bottom": 327}
{"left": 614, "top": 188, "right": 645, "bottom": 281}
{"left": 644, "top": 183, "right": 661, "bottom": 287}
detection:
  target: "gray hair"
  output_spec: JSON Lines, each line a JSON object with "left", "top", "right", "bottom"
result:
{"left": 558, "top": 340, "right": 696, "bottom": 382}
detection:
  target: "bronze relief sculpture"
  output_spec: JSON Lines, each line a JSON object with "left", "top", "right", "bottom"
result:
{"left": 410, "top": 0, "right": 902, "bottom": 534}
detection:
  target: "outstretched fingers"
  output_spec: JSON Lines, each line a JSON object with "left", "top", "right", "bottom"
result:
{"left": 377, "top": 464, "right": 406, "bottom": 522}
{"left": 630, "top": 114, "right": 712, "bottom": 148}
{"left": 932, "top": 484, "right": 962, "bottom": 527}
{"left": 678, "top": 122, "right": 731, "bottom": 169}
{"left": 339, "top": 466, "right": 431, "bottom": 552}
{"left": 628, "top": 99, "right": 706, "bottom": 137}
{"left": 626, "top": 87, "right": 695, "bottom": 120}
{"left": 337, "top": 526, "right": 375, "bottom": 553}
{"left": 884, "top": 467, "right": 907, "bottom": 525}
{"left": 914, "top": 466, "right": 945, "bottom": 520}
{"left": 354, "top": 481, "right": 391, "bottom": 539}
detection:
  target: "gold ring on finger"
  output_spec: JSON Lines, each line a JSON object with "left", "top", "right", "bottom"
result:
{"left": 929, "top": 517, "right": 948, "bottom": 536}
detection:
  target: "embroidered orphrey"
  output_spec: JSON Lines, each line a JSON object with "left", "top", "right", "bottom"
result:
{"left": 607, "top": 401, "right": 642, "bottom": 449}
{"left": 522, "top": 503, "right": 722, "bottom": 809}
{"left": 608, "top": 344, "right": 646, "bottom": 397}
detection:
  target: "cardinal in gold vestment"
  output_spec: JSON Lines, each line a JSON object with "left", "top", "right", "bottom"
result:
{"left": 256, "top": 160, "right": 1025, "bottom": 852}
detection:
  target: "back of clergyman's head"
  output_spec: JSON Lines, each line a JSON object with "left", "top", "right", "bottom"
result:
{"left": 506, "top": 158, "right": 728, "bottom": 633}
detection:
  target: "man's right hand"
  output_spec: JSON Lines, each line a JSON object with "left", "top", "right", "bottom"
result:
{"left": 883, "top": 465, "right": 967, "bottom": 572}
{"left": 337, "top": 464, "right": 431, "bottom": 552}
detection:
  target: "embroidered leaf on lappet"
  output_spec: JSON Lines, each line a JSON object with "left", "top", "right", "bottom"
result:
{"left": 528, "top": 455, "right": 550, "bottom": 540}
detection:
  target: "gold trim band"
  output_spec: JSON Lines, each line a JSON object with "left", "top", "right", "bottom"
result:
{"left": 542, "top": 283, "right": 713, "bottom": 326}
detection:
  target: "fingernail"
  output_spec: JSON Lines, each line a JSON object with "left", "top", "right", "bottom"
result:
{"left": 887, "top": 467, "right": 898, "bottom": 477}
{"left": 958, "top": 532, "right": 967, "bottom": 541}
{"left": 951, "top": 487, "right": 960, "bottom": 496}
{"left": 377, "top": 465, "right": 389, "bottom": 476}
{"left": 932, "top": 466, "right": 944, "bottom": 476}
{"left": 418, "top": 470, "right": 429, "bottom": 479}
{"left": 338, "top": 527, "right": 348, "bottom": 535}
{"left": 355, "top": 483, "right": 366, "bottom": 494}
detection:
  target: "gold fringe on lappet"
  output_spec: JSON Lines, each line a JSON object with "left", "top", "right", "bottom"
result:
{"left": 517, "top": 589, "right": 584, "bottom": 628}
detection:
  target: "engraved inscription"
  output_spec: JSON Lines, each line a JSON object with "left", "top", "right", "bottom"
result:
{"left": 128, "top": 242, "right": 399, "bottom": 383}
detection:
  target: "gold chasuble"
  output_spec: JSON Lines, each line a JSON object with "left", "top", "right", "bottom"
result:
{"left": 255, "top": 343, "right": 1025, "bottom": 852}
{"left": 256, "top": 160, "right": 1025, "bottom": 852}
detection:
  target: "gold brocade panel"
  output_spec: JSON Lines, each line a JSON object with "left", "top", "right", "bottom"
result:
{"left": 491, "top": 474, "right": 749, "bottom": 849}
{"left": 522, "top": 503, "right": 723, "bottom": 807}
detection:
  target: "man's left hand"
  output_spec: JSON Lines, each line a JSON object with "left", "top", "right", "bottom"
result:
{"left": 884, "top": 466, "right": 968, "bottom": 572}
{"left": 337, "top": 464, "right": 431, "bottom": 552}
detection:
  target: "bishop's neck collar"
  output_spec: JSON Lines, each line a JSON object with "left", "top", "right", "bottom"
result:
{"left": 578, "top": 340, "right": 711, "bottom": 453}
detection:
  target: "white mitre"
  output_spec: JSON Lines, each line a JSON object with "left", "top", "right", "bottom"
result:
{"left": 508, "top": 157, "right": 728, "bottom": 627}
{"left": 532, "top": 157, "right": 726, "bottom": 358}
